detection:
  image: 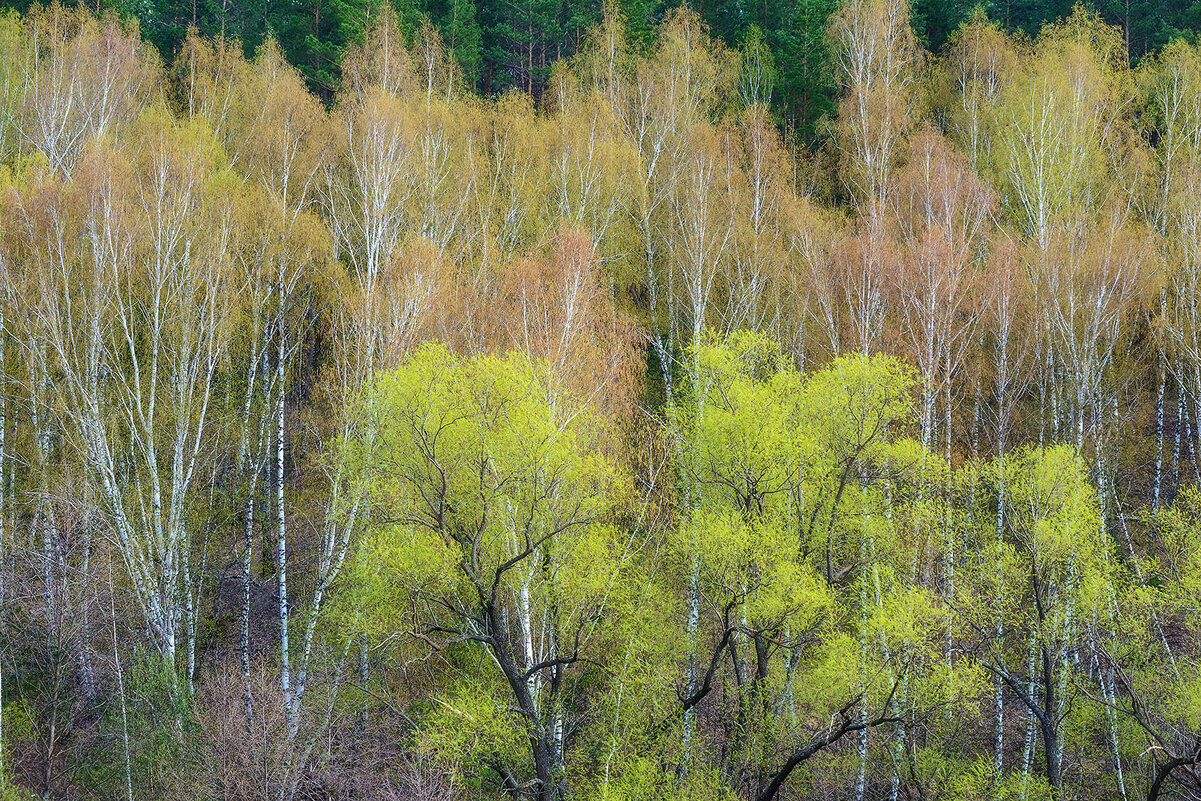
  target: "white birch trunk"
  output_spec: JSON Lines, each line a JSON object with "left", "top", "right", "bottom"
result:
{"left": 944, "top": 368, "right": 955, "bottom": 675}
{"left": 520, "top": 576, "right": 539, "bottom": 715}
{"left": 241, "top": 337, "right": 266, "bottom": 726}
{"left": 277, "top": 321, "right": 292, "bottom": 736}
{"left": 854, "top": 512, "right": 870, "bottom": 801}
{"left": 1018, "top": 629, "right": 1038, "bottom": 801}
{"left": 681, "top": 560, "right": 700, "bottom": 767}
{"left": 1173, "top": 369, "right": 1184, "bottom": 489}
{"left": 1154, "top": 294, "right": 1167, "bottom": 509}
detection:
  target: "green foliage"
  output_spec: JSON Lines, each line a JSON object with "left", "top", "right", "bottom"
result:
{"left": 0, "top": 701, "right": 35, "bottom": 801}
{"left": 75, "top": 653, "right": 197, "bottom": 801}
{"left": 581, "top": 760, "right": 741, "bottom": 801}
{"left": 337, "top": 343, "right": 630, "bottom": 789}
{"left": 349, "top": 343, "right": 623, "bottom": 602}
{"left": 943, "top": 755, "right": 1053, "bottom": 800}
{"left": 0, "top": 781, "right": 39, "bottom": 801}
{"left": 661, "top": 332, "right": 984, "bottom": 794}
{"left": 1, "top": 0, "right": 1200, "bottom": 796}
{"left": 423, "top": 671, "right": 529, "bottom": 770}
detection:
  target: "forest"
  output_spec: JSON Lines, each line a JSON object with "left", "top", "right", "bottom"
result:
{"left": 1, "top": 0, "right": 1200, "bottom": 138}
{"left": 0, "top": 0, "right": 1200, "bottom": 799}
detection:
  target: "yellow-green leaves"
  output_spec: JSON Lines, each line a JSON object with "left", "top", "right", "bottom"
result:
{"left": 681, "top": 508, "right": 831, "bottom": 629}
{"left": 987, "top": 7, "right": 1132, "bottom": 245}
{"left": 999, "top": 444, "right": 1106, "bottom": 580}
{"left": 352, "top": 343, "right": 622, "bottom": 601}
{"left": 338, "top": 343, "right": 632, "bottom": 788}
{"left": 348, "top": 522, "right": 458, "bottom": 640}
{"left": 666, "top": 332, "right": 947, "bottom": 790}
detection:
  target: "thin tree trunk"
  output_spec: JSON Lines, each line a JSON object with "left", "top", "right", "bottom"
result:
{"left": 238, "top": 321, "right": 265, "bottom": 728}
{"left": 1154, "top": 301, "right": 1166, "bottom": 509}
{"left": 1103, "top": 664, "right": 1127, "bottom": 801}
{"left": 854, "top": 515, "right": 870, "bottom": 801}
{"left": 1039, "top": 341, "right": 1049, "bottom": 446}
{"left": 682, "top": 559, "right": 700, "bottom": 768}
{"left": 243, "top": 485, "right": 254, "bottom": 725}
{"left": 184, "top": 540, "right": 195, "bottom": 694}
{"left": 77, "top": 535, "right": 96, "bottom": 702}
{"left": 680, "top": 330, "right": 702, "bottom": 773}
{"left": 277, "top": 318, "right": 292, "bottom": 737}
{"left": 1018, "top": 629, "right": 1037, "bottom": 801}
{"left": 944, "top": 368, "right": 954, "bottom": 675}
{"left": 876, "top": 483, "right": 900, "bottom": 801}
{"left": 1173, "top": 368, "right": 1184, "bottom": 493}
{"left": 111, "top": 565, "right": 134, "bottom": 801}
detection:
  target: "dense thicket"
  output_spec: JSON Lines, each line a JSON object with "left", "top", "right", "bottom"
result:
{"left": 1, "top": 2, "right": 1201, "bottom": 800}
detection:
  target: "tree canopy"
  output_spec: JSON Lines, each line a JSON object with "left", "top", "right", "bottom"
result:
{"left": 1, "top": 2, "right": 1201, "bottom": 800}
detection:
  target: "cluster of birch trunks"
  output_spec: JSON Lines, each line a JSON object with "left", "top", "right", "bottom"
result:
{"left": 0, "top": 1, "right": 1200, "bottom": 800}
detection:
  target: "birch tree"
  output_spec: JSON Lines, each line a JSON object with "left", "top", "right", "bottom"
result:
{"left": 19, "top": 7, "right": 156, "bottom": 174}
{"left": 3, "top": 122, "right": 233, "bottom": 665}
